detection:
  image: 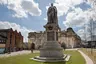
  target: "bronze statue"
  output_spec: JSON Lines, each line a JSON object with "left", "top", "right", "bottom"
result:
{"left": 47, "top": 3, "right": 58, "bottom": 24}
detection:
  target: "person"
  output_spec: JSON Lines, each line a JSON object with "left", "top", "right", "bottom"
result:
{"left": 31, "top": 43, "right": 35, "bottom": 53}
{"left": 47, "top": 3, "right": 58, "bottom": 24}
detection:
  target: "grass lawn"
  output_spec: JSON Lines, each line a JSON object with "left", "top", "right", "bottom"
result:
{"left": 0, "top": 50, "right": 85, "bottom": 64}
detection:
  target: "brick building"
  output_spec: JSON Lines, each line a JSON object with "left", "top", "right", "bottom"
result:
{"left": 0, "top": 28, "right": 23, "bottom": 53}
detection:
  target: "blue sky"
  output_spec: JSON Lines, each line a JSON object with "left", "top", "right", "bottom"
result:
{"left": 0, "top": 0, "right": 96, "bottom": 42}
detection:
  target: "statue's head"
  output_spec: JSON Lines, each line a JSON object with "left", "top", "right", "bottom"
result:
{"left": 51, "top": 3, "right": 53, "bottom": 6}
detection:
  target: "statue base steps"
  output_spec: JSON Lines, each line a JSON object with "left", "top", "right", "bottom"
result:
{"left": 30, "top": 41, "right": 71, "bottom": 62}
{"left": 30, "top": 54, "right": 71, "bottom": 62}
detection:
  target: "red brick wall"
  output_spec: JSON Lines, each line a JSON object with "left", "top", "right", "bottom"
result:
{"left": 6, "top": 31, "right": 10, "bottom": 48}
{"left": 14, "top": 31, "right": 23, "bottom": 51}
{"left": 5, "top": 29, "right": 23, "bottom": 52}
{"left": 11, "top": 31, "right": 15, "bottom": 51}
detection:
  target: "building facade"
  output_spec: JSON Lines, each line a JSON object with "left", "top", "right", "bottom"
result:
{"left": 58, "top": 28, "right": 81, "bottom": 48}
{"left": 28, "top": 27, "right": 81, "bottom": 49}
{"left": 0, "top": 28, "right": 23, "bottom": 53}
{"left": 28, "top": 31, "right": 46, "bottom": 49}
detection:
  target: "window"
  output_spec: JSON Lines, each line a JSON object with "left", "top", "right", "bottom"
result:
{"left": 0, "top": 40, "right": 1, "bottom": 42}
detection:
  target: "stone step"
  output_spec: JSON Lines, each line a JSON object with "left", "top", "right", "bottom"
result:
{"left": 30, "top": 54, "right": 71, "bottom": 62}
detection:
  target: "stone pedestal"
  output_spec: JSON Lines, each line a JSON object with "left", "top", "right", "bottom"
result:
{"left": 40, "top": 41, "right": 64, "bottom": 58}
{"left": 35, "top": 23, "right": 64, "bottom": 62}
{"left": 41, "top": 24, "right": 63, "bottom": 55}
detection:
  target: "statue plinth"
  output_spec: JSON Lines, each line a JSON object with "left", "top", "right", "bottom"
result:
{"left": 38, "top": 23, "right": 64, "bottom": 61}
{"left": 44, "top": 23, "right": 59, "bottom": 41}
{"left": 31, "top": 3, "right": 65, "bottom": 62}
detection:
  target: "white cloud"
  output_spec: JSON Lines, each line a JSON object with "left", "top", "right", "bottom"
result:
{"left": 63, "top": 7, "right": 89, "bottom": 28}
{"left": 77, "top": 29, "right": 85, "bottom": 40}
{"left": 87, "top": 0, "right": 96, "bottom": 9}
{"left": 86, "top": 0, "right": 96, "bottom": 20}
{"left": 62, "top": 1, "right": 96, "bottom": 40}
{"left": 44, "top": 18, "right": 47, "bottom": 21}
{"left": 77, "top": 29, "right": 89, "bottom": 41}
{"left": 77, "top": 26, "right": 96, "bottom": 41}
{"left": 48, "top": 0, "right": 86, "bottom": 16}
{"left": 63, "top": 4, "right": 96, "bottom": 28}
{"left": 0, "top": 21, "right": 34, "bottom": 42}
{"left": 76, "top": 28, "right": 90, "bottom": 41}
{"left": 45, "top": 0, "right": 96, "bottom": 29}
{"left": 21, "top": 0, "right": 41, "bottom": 16}
{"left": 0, "top": 0, "right": 41, "bottom": 18}
{"left": 0, "top": 0, "right": 7, "bottom": 4}
{"left": 76, "top": 19, "right": 96, "bottom": 41}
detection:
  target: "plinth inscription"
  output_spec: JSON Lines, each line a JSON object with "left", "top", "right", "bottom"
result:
{"left": 47, "top": 31, "right": 54, "bottom": 41}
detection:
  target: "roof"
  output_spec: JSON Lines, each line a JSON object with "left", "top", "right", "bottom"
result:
{"left": 0, "top": 35, "right": 7, "bottom": 39}
{"left": 60, "top": 27, "right": 81, "bottom": 39}
{"left": 0, "top": 28, "right": 12, "bottom": 31}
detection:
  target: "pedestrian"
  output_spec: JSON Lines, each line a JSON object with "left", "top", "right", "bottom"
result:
{"left": 31, "top": 43, "right": 35, "bottom": 53}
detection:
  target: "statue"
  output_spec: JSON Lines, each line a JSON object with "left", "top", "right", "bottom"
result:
{"left": 47, "top": 3, "right": 58, "bottom": 24}
{"left": 31, "top": 3, "right": 65, "bottom": 62}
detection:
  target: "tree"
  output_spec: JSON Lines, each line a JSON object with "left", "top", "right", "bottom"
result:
{"left": 87, "top": 18, "right": 96, "bottom": 53}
